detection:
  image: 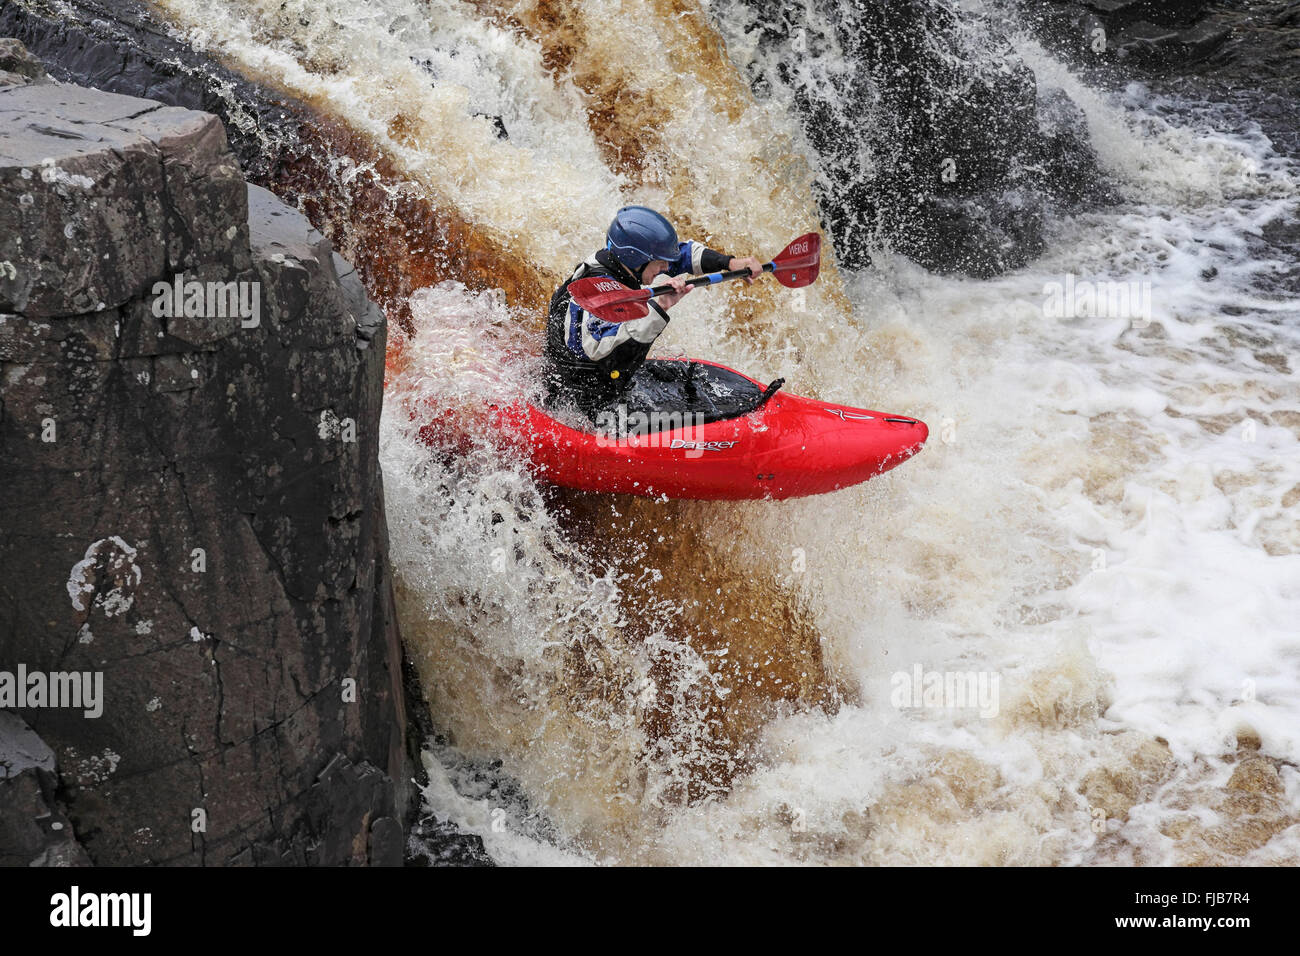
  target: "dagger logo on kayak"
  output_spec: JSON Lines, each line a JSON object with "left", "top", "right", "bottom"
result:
{"left": 825, "top": 408, "right": 875, "bottom": 422}
{"left": 671, "top": 439, "right": 738, "bottom": 451}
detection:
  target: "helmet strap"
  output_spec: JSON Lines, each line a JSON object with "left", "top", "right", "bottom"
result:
{"left": 601, "top": 245, "right": 643, "bottom": 286}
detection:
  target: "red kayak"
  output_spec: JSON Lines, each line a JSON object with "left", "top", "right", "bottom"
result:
{"left": 421, "top": 358, "right": 926, "bottom": 501}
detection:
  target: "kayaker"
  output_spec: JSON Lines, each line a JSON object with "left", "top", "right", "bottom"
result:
{"left": 544, "top": 205, "right": 763, "bottom": 418}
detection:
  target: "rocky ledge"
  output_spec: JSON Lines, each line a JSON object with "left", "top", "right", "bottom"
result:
{"left": 0, "top": 41, "right": 441, "bottom": 865}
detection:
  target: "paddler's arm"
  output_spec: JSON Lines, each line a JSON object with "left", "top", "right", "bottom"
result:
{"left": 669, "top": 241, "right": 765, "bottom": 286}
{"left": 677, "top": 241, "right": 731, "bottom": 276}
{"left": 645, "top": 272, "right": 690, "bottom": 310}
{"left": 727, "top": 255, "right": 765, "bottom": 285}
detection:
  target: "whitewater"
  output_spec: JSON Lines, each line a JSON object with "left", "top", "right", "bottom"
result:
{"left": 148, "top": 0, "right": 1300, "bottom": 864}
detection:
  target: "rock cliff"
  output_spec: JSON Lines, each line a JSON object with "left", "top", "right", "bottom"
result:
{"left": 0, "top": 45, "right": 417, "bottom": 865}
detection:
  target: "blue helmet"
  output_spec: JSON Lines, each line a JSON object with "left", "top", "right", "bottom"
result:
{"left": 606, "top": 206, "right": 679, "bottom": 271}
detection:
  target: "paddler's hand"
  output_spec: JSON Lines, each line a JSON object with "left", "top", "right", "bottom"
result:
{"left": 729, "top": 256, "right": 764, "bottom": 285}
{"left": 649, "top": 272, "right": 692, "bottom": 310}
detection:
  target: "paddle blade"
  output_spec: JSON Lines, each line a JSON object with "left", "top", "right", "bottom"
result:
{"left": 568, "top": 276, "right": 652, "bottom": 322}
{"left": 771, "top": 232, "right": 821, "bottom": 288}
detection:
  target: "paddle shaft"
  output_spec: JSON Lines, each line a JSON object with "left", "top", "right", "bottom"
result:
{"left": 568, "top": 233, "right": 819, "bottom": 322}
{"left": 646, "top": 262, "right": 774, "bottom": 299}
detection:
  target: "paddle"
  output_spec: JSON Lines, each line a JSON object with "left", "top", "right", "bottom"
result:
{"left": 569, "top": 232, "right": 821, "bottom": 323}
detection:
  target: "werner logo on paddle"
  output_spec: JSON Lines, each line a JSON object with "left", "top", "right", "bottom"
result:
{"left": 50, "top": 886, "right": 151, "bottom": 936}
{"left": 592, "top": 280, "right": 622, "bottom": 293}
{"left": 789, "top": 240, "right": 810, "bottom": 256}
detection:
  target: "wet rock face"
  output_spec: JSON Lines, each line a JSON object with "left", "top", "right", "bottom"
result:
{"left": 1015, "top": 1, "right": 1300, "bottom": 156}
{"left": 0, "top": 0, "right": 287, "bottom": 187}
{"left": 1, "top": 84, "right": 249, "bottom": 316}
{"left": 0, "top": 711, "right": 92, "bottom": 866}
{"left": 726, "top": 0, "right": 1109, "bottom": 277}
{"left": 1016, "top": 0, "right": 1300, "bottom": 91}
{"left": 0, "top": 0, "right": 305, "bottom": 183}
{"left": 1014, "top": 0, "right": 1229, "bottom": 69}
{"left": 0, "top": 52, "right": 411, "bottom": 865}
{"left": 0, "top": 35, "right": 47, "bottom": 86}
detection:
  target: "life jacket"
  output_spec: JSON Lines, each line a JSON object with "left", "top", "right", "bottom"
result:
{"left": 543, "top": 248, "right": 667, "bottom": 414}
